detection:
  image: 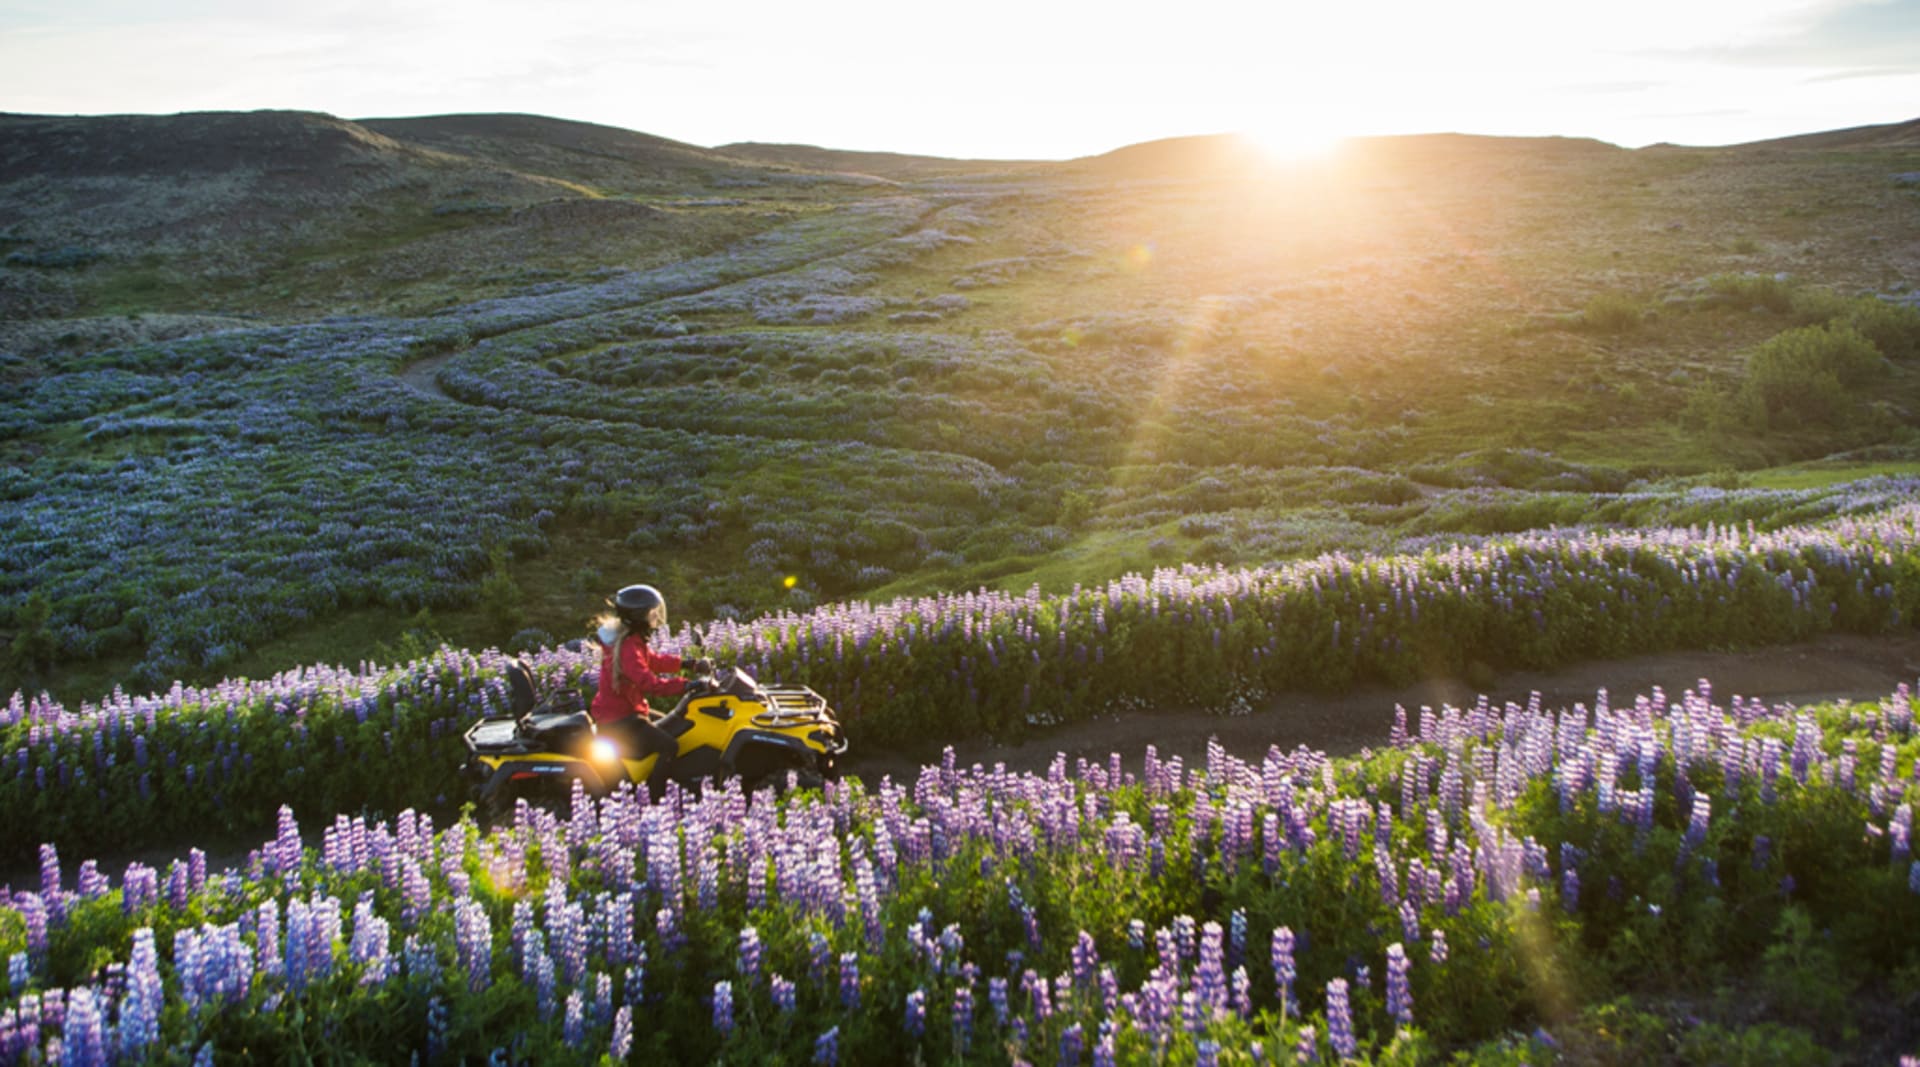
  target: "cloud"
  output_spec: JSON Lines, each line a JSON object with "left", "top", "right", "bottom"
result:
{"left": 1657, "top": 0, "right": 1920, "bottom": 72}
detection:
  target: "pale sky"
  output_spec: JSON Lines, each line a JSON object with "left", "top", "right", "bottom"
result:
{"left": 2, "top": 0, "right": 1917, "bottom": 159}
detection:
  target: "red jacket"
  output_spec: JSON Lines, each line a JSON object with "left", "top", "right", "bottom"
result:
{"left": 590, "top": 627, "right": 686, "bottom": 722}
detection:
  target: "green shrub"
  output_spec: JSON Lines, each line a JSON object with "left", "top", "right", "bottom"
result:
{"left": 1578, "top": 291, "right": 1645, "bottom": 333}
{"left": 1736, "top": 324, "right": 1884, "bottom": 430}
{"left": 1705, "top": 273, "right": 1796, "bottom": 314}
{"left": 1790, "top": 289, "right": 1920, "bottom": 361}
{"left": 1840, "top": 297, "right": 1920, "bottom": 361}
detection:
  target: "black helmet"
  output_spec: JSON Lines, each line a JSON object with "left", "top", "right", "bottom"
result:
{"left": 610, "top": 584, "right": 667, "bottom": 635}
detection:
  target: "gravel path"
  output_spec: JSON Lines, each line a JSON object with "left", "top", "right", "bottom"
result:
{"left": 840, "top": 631, "right": 1920, "bottom": 783}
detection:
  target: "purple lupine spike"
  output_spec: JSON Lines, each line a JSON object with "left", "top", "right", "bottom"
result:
{"left": 738, "top": 926, "right": 763, "bottom": 986}
{"left": 840, "top": 952, "right": 861, "bottom": 1010}
{"left": 350, "top": 894, "right": 392, "bottom": 986}
{"left": 951, "top": 983, "right": 973, "bottom": 1054}
{"left": 1060, "top": 1022, "right": 1085, "bottom": 1066}
{"left": 425, "top": 997, "right": 449, "bottom": 1063}
{"left": 120, "top": 929, "right": 162, "bottom": 1057}
{"left": 1296, "top": 1025, "right": 1319, "bottom": 1062}
{"left": 612, "top": 1005, "right": 633, "bottom": 1060}
{"left": 455, "top": 896, "right": 491, "bottom": 994}
{"left": 1326, "top": 978, "right": 1357, "bottom": 1060}
{"left": 1195, "top": 922, "right": 1227, "bottom": 1014}
{"left": 594, "top": 972, "right": 613, "bottom": 1029}
{"left": 563, "top": 990, "right": 585, "bottom": 1048}
{"left": 39, "top": 845, "right": 62, "bottom": 921}
{"left": 1430, "top": 929, "right": 1450, "bottom": 964}
{"left": 61, "top": 986, "right": 106, "bottom": 1067}
{"left": 905, "top": 988, "right": 926, "bottom": 1038}
{"left": 1386, "top": 942, "right": 1414, "bottom": 1028}
{"left": 1271, "top": 927, "right": 1297, "bottom": 1015}
{"left": 712, "top": 979, "right": 734, "bottom": 1038}
{"left": 21, "top": 896, "right": 47, "bottom": 957}
{"left": 772, "top": 973, "right": 797, "bottom": 1014}
{"left": 1072, "top": 930, "right": 1098, "bottom": 987}
{"left": 813, "top": 1025, "right": 840, "bottom": 1066}
{"left": 1892, "top": 804, "right": 1913, "bottom": 867}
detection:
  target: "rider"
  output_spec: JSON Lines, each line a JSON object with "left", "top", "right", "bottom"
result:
{"left": 590, "top": 584, "right": 710, "bottom": 796}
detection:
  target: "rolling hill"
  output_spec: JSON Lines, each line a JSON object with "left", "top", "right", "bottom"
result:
{"left": 3, "top": 108, "right": 1920, "bottom": 701}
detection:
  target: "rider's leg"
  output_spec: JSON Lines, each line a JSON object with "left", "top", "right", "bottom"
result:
{"left": 630, "top": 717, "right": 678, "bottom": 800}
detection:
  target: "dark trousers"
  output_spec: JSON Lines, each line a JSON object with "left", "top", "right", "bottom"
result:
{"left": 599, "top": 715, "right": 677, "bottom": 797}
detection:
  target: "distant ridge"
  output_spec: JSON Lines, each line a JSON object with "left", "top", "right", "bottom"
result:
{"left": 1060, "top": 133, "right": 1276, "bottom": 178}
{"left": 1060, "top": 130, "right": 1624, "bottom": 180}
{"left": 1732, "top": 116, "right": 1920, "bottom": 150}
{"left": 715, "top": 142, "right": 1039, "bottom": 181}
{"left": 0, "top": 109, "right": 441, "bottom": 184}
{"left": 359, "top": 112, "right": 801, "bottom": 193}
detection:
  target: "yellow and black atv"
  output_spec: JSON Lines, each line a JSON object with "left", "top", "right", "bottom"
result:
{"left": 463, "top": 660, "right": 846, "bottom": 825}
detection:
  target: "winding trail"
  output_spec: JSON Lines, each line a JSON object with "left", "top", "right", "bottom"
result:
{"left": 841, "top": 630, "right": 1920, "bottom": 783}
{"left": 396, "top": 351, "right": 457, "bottom": 399}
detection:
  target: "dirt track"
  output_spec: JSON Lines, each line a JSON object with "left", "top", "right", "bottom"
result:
{"left": 840, "top": 631, "right": 1920, "bottom": 784}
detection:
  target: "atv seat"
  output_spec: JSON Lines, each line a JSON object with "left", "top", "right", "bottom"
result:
{"left": 521, "top": 709, "right": 592, "bottom": 748}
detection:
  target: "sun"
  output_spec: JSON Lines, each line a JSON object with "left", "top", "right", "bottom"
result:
{"left": 1239, "top": 120, "right": 1347, "bottom": 164}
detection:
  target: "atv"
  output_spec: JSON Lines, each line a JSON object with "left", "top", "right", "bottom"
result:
{"left": 463, "top": 658, "right": 846, "bottom": 826}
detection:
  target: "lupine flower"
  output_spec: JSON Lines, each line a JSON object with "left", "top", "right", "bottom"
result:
{"left": 840, "top": 952, "right": 861, "bottom": 1010}
{"left": 1060, "top": 1022, "right": 1085, "bottom": 1066}
{"left": 612, "top": 1005, "right": 633, "bottom": 1060}
{"left": 1386, "top": 942, "right": 1413, "bottom": 1028}
{"left": 712, "top": 979, "right": 734, "bottom": 1038}
{"left": 119, "top": 928, "right": 163, "bottom": 1057}
{"left": 952, "top": 983, "right": 974, "bottom": 1054}
{"left": 61, "top": 986, "right": 106, "bottom": 1067}
{"left": 1296, "top": 1025, "right": 1318, "bottom": 1063}
{"left": 1327, "top": 978, "right": 1357, "bottom": 1060}
{"left": 810, "top": 1025, "right": 840, "bottom": 1065}
{"left": 1272, "top": 927, "right": 1297, "bottom": 1014}
{"left": 563, "top": 990, "right": 585, "bottom": 1048}
{"left": 738, "top": 926, "right": 763, "bottom": 986}
{"left": 905, "top": 988, "right": 926, "bottom": 1038}
{"left": 455, "top": 896, "right": 491, "bottom": 994}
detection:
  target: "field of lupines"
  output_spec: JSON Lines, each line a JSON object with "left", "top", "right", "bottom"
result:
{"left": 3, "top": 673, "right": 1916, "bottom": 1064}
{"left": 5, "top": 502, "right": 1920, "bottom": 866}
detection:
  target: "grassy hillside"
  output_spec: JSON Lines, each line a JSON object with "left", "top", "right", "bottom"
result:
{"left": 3, "top": 111, "right": 1920, "bottom": 701}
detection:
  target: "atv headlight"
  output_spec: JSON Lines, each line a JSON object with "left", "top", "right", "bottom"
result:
{"left": 590, "top": 738, "right": 620, "bottom": 764}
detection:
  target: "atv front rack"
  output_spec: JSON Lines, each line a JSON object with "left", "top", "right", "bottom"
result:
{"left": 751, "top": 685, "right": 834, "bottom": 728}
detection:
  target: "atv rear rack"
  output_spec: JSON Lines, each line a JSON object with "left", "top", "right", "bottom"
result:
{"left": 751, "top": 685, "right": 833, "bottom": 728}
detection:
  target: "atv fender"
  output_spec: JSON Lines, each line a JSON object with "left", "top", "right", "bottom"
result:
{"left": 721, "top": 730, "right": 818, "bottom": 769}
{"left": 476, "top": 756, "right": 613, "bottom": 802}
